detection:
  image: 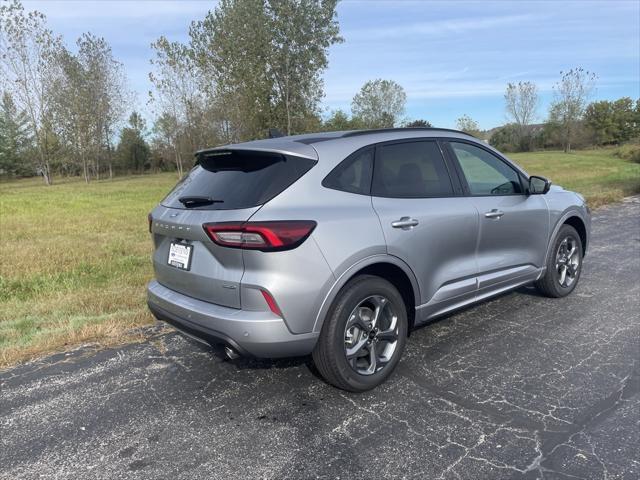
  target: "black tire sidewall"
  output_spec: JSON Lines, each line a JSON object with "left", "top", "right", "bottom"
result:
{"left": 547, "top": 225, "right": 583, "bottom": 296}
{"left": 327, "top": 276, "right": 408, "bottom": 391}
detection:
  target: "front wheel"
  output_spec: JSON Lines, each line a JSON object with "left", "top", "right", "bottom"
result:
{"left": 312, "top": 275, "right": 408, "bottom": 392}
{"left": 535, "top": 224, "right": 584, "bottom": 298}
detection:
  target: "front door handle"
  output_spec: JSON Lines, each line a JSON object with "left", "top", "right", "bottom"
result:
{"left": 484, "top": 209, "right": 505, "bottom": 219}
{"left": 391, "top": 217, "right": 419, "bottom": 229}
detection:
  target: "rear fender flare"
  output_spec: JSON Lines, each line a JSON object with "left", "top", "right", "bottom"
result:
{"left": 312, "top": 254, "right": 421, "bottom": 333}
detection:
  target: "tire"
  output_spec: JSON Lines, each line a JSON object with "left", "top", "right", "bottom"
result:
{"left": 535, "top": 224, "right": 584, "bottom": 298}
{"left": 312, "top": 275, "right": 408, "bottom": 392}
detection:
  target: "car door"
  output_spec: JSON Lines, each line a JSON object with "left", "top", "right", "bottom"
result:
{"left": 371, "top": 139, "right": 479, "bottom": 317}
{"left": 444, "top": 140, "right": 549, "bottom": 292}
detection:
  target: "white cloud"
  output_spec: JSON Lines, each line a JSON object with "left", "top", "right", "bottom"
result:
{"left": 345, "top": 13, "right": 541, "bottom": 41}
{"left": 24, "top": 0, "right": 214, "bottom": 19}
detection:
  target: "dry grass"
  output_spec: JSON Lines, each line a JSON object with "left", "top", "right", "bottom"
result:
{"left": 0, "top": 173, "right": 177, "bottom": 367}
{"left": 1, "top": 149, "right": 638, "bottom": 367}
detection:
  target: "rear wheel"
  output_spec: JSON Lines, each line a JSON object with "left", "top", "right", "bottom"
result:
{"left": 535, "top": 224, "right": 583, "bottom": 298}
{"left": 312, "top": 275, "right": 408, "bottom": 392}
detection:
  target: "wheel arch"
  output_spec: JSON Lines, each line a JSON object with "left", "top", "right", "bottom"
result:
{"left": 313, "top": 255, "right": 420, "bottom": 334}
{"left": 543, "top": 209, "right": 589, "bottom": 268}
{"left": 563, "top": 215, "right": 588, "bottom": 255}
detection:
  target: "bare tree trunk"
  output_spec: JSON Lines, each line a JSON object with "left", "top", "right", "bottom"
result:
{"left": 40, "top": 157, "right": 52, "bottom": 185}
{"left": 82, "top": 151, "right": 89, "bottom": 183}
{"left": 174, "top": 148, "right": 183, "bottom": 178}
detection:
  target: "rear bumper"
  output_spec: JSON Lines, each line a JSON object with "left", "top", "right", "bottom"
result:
{"left": 147, "top": 280, "right": 318, "bottom": 358}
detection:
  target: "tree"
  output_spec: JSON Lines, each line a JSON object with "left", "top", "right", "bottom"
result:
{"left": 0, "top": 0, "right": 63, "bottom": 184}
{"left": 0, "top": 90, "right": 33, "bottom": 176}
{"left": 116, "top": 112, "right": 150, "bottom": 173}
{"left": 49, "top": 33, "right": 129, "bottom": 181}
{"left": 584, "top": 100, "right": 615, "bottom": 145}
{"left": 351, "top": 79, "right": 406, "bottom": 128}
{"left": 265, "top": 0, "right": 342, "bottom": 135}
{"left": 322, "top": 109, "right": 364, "bottom": 131}
{"left": 150, "top": 35, "right": 210, "bottom": 166}
{"left": 489, "top": 123, "right": 520, "bottom": 152}
{"left": 185, "top": 0, "right": 342, "bottom": 141}
{"left": 548, "top": 68, "right": 597, "bottom": 152}
{"left": 610, "top": 97, "right": 636, "bottom": 144}
{"left": 504, "top": 81, "right": 538, "bottom": 150}
{"left": 77, "top": 33, "right": 129, "bottom": 179}
{"left": 585, "top": 97, "right": 638, "bottom": 146}
{"left": 151, "top": 112, "right": 185, "bottom": 177}
{"left": 405, "top": 119, "right": 432, "bottom": 128}
{"left": 456, "top": 114, "right": 481, "bottom": 137}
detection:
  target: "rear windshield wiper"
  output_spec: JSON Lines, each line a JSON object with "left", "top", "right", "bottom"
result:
{"left": 178, "top": 196, "right": 224, "bottom": 208}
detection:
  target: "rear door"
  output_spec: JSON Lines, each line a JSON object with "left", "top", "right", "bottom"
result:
{"left": 444, "top": 140, "right": 548, "bottom": 290}
{"left": 371, "top": 139, "right": 479, "bottom": 309}
{"left": 151, "top": 150, "right": 315, "bottom": 308}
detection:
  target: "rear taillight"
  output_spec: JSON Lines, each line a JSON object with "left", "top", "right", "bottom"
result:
{"left": 148, "top": 213, "right": 153, "bottom": 233}
{"left": 203, "top": 221, "right": 316, "bottom": 251}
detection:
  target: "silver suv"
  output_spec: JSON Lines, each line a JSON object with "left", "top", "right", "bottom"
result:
{"left": 147, "top": 128, "right": 590, "bottom": 391}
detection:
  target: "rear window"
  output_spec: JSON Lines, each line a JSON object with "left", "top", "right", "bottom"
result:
{"left": 161, "top": 150, "right": 316, "bottom": 210}
{"left": 372, "top": 141, "right": 453, "bottom": 198}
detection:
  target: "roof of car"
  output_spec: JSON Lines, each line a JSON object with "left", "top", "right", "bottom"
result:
{"left": 197, "top": 128, "right": 480, "bottom": 161}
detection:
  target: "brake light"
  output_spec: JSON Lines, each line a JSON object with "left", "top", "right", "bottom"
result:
{"left": 203, "top": 221, "right": 316, "bottom": 251}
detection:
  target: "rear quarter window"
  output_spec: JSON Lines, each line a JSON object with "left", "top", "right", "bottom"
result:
{"left": 162, "top": 150, "right": 316, "bottom": 210}
{"left": 322, "top": 148, "right": 373, "bottom": 195}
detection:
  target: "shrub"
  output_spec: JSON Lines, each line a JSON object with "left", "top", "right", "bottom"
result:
{"left": 613, "top": 143, "right": 640, "bottom": 163}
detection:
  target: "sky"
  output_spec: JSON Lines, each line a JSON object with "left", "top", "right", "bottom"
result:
{"left": 23, "top": 0, "right": 640, "bottom": 130}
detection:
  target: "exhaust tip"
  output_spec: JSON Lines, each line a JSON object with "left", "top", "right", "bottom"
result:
{"left": 224, "top": 345, "right": 240, "bottom": 360}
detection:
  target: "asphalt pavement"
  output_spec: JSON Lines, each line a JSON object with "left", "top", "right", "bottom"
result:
{"left": 1, "top": 197, "right": 639, "bottom": 480}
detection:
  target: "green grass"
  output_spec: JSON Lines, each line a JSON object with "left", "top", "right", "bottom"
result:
{"left": 0, "top": 173, "right": 178, "bottom": 366}
{"left": 0, "top": 148, "right": 638, "bottom": 367}
{"left": 510, "top": 148, "right": 640, "bottom": 208}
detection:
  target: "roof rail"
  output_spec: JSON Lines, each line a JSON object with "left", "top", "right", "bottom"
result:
{"left": 341, "top": 127, "right": 477, "bottom": 138}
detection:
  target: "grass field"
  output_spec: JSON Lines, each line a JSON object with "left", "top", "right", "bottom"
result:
{"left": 510, "top": 149, "right": 640, "bottom": 208}
{"left": 1, "top": 148, "right": 639, "bottom": 367}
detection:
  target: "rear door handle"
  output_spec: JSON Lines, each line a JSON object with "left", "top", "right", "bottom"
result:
{"left": 484, "top": 209, "right": 505, "bottom": 219}
{"left": 391, "top": 217, "right": 419, "bottom": 229}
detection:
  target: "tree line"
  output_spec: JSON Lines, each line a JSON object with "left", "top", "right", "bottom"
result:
{"left": 478, "top": 70, "right": 639, "bottom": 154}
{"left": 1, "top": 0, "right": 638, "bottom": 183}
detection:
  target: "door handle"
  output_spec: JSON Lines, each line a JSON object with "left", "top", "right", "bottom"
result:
{"left": 484, "top": 209, "right": 505, "bottom": 219}
{"left": 391, "top": 217, "right": 419, "bottom": 229}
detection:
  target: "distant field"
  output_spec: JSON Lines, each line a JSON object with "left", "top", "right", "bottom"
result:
{"left": 1, "top": 148, "right": 639, "bottom": 367}
{"left": 510, "top": 149, "right": 640, "bottom": 208}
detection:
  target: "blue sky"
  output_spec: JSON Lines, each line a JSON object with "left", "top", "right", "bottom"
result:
{"left": 25, "top": 0, "right": 640, "bottom": 130}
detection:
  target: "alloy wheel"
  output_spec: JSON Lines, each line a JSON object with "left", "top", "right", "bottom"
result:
{"left": 555, "top": 236, "right": 580, "bottom": 288}
{"left": 343, "top": 295, "right": 399, "bottom": 375}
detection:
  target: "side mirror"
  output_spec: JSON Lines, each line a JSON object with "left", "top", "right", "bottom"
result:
{"left": 529, "top": 175, "right": 551, "bottom": 195}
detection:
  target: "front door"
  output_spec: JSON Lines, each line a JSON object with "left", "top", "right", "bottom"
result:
{"left": 444, "top": 140, "right": 549, "bottom": 291}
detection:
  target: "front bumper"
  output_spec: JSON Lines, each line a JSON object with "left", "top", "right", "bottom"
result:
{"left": 147, "top": 280, "right": 318, "bottom": 358}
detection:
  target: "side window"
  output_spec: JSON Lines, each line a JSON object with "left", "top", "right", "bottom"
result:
{"left": 449, "top": 142, "right": 523, "bottom": 195}
{"left": 372, "top": 141, "right": 453, "bottom": 198}
{"left": 322, "top": 148, "right": 373, "bottom": 195}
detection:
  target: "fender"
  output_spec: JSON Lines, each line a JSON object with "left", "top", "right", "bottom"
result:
{"left": 539, "top": 207, "right": 590, "bottom": 278}
{"left": 312, "top": 254, "right": 421, "bottom": 333}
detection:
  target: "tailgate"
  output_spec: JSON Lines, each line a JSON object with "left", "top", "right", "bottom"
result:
{"left": 151, "top": 206, "right": 259, "bottom": 308}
